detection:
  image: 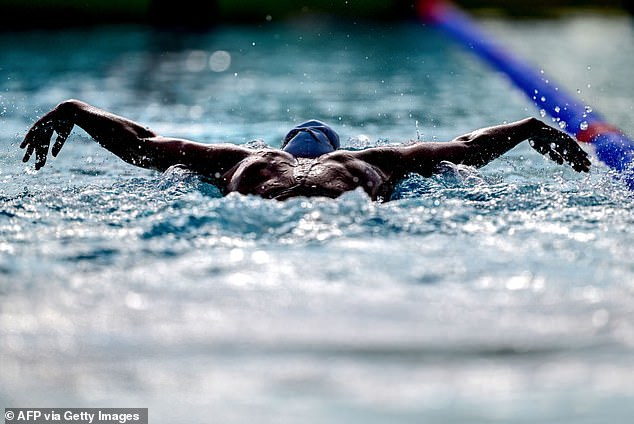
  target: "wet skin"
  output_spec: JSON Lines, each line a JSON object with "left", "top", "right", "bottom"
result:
{"left": 21, "top": 99, "right": 591, "bottom": 201}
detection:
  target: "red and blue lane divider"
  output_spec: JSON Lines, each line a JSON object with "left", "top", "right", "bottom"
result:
{"left": 417, "top": 0, "right": 634, "bottom": 188}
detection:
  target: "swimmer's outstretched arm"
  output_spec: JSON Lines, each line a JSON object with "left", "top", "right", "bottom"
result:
{"left": 21, "top": 99, "right": 251, "bottom": 176}
{"left": 356, "top": 117, "right": 590, "bottom": 178}
{"left": 445, "top": 117, "right": 591, "bottom": 172}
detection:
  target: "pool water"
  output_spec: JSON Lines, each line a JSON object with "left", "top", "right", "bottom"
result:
{"left": 2, "top": 14, "right": 634, "bottom": 423}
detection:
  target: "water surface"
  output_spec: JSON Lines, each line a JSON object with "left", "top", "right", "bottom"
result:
{"left": 1, "top": 15, "right": 634, "bottom": 423}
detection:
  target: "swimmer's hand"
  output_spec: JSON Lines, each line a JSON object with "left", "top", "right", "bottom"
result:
{"left": 528, "top": 124, "right": 591, "bottom": 172}
{"left": 20, "top": 104, "right": 74, "bottom": 170}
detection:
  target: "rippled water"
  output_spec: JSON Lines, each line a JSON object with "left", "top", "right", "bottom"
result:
{"left": 2, "top": 15, "right": 634, "bottom": 423}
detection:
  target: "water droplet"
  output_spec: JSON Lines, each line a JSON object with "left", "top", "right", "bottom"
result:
{"left": 559, "top": 121, "right": 567, "bottom": 130}
{"left": 209, "top": 50, "right": 231, "bottom": 72}
{"left": 185, "top": 50, "right": 208, "bottom": 72}
{"left": 554, "top": 106, "right": 560, "bottom": 113}
{"left": 539, "top": 109, "right": 546, "bottom": 117}
{"left": 540, "top": 96, "right": 546, "bottom": 102}
{"left": 585, "top": 105, "right": 593, "bottom": 113}
{"left": 580, "top": 121, "right": 589, "bottom": 130}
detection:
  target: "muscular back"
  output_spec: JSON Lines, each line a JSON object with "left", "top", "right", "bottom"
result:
{"left": 223, "top": 150, "right": 395, "bottom": 201}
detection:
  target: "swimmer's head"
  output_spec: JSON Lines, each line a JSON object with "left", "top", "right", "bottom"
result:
{"left": 281, "top": 120, "right": 340, "bottom": 158}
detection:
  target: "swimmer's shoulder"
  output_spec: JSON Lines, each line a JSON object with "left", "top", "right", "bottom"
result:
{"left": 234, "top": 148, "right": 295, "bottom": 165}
{"left": 318, "top": 148, "right": 389, "bottom": 165}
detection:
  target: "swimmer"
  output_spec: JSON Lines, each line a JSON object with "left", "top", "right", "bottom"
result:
{"left": 21, "top": 99, "right": 591, "bottom": 201}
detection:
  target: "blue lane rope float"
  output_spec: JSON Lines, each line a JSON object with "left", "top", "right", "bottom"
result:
{"left": 417, "top": 0, "right": 634, "bottom": 188}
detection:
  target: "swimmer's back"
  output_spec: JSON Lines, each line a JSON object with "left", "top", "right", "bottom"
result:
{"left": 222, "top": 150, "right": 395, "bottom": 200}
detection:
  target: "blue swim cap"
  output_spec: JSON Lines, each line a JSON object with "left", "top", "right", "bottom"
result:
{"left": 281, "top": 120, "right": 340, "bottom": 158}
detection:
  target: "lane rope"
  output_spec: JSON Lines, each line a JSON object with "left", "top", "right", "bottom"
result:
{"left": 417, "top": 0, "right": 634, "bottom": 186}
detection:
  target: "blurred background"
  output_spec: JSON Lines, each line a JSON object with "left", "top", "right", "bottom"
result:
{"left": 1, "top": 0, "right": 633, "bottom": 30}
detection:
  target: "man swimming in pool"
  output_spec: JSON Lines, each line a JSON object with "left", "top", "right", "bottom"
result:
{"left": 21, "top": 99, "right": 591, "bottom": 201}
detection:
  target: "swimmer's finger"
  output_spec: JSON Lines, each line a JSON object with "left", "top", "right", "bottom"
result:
{"left": 563, "top": 144, "right": 591, "bottom": 172}
{"left": 545, "top": 148, "right": 564, "bottom": 165}
{"left": 21, "top": 117, "right": 53, "bottom": 150}
{"left": 34, "top": 126, "right": 54, "bottom": 170}
{"left": 52, "top": 135, "right": 66, "bottom": 157}
{"left": 21, "top": 126, "right": 42, "bottom": 162}
{"left": 532, "top": 139, "right": 560, "bottom": 161}
{"left": 22, "top": 143, "right": 35, "bottom": 163}
{"left": 572, "top": 159, "right": 591, "bottom": 173}
{"left": 20, "top": 122, "right": 45, "bottom": 150}
{"left": 52, "top": 121, "right": 73, "bottom": 157}
{"left": 554, "top": 136, "right": 591, "bottom": 172}
{"left": 576, "top": 154, "right": 592, "bottom": 173}
{"left": 569, "top": 155, "right": 589, "bottom": 172}
{"left": 34, "top": 149, "right": 49, "bottom": 170}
